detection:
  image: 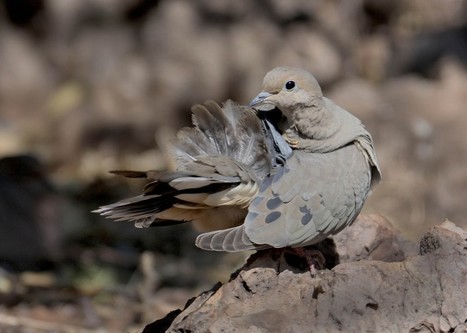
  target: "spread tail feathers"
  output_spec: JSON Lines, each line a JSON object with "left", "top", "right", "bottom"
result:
{"left": 195, "top": 225, "right": 269, "bottom": 252}
{"left": 94, "top": 169, "right": 238, "bottom": 227}
{"left": 94, "top": 101, "right": 271, "bottom": 230}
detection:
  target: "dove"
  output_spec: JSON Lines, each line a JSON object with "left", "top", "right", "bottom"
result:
{"left": 95, "top": 67, "right": 381, "bottom": 254}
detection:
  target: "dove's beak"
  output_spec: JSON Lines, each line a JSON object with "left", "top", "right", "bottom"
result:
{"left": 249, "top": 91, "right": 275, "bottom": 111}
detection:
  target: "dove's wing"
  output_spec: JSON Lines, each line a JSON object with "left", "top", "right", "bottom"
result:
{"left": 196, "top": 142, "right": 372, "bottom": 251}
{"left": 245, "top": 144, "right": 372, "bottom": 248}
{"left": 174, "top": 100, "right": 271, "bottom": 179}
{"left": 95, "top": 101, "right": 273, "bottom": 231}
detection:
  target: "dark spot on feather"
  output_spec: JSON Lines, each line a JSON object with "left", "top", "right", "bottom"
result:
{"left": 265, "top": 211, "right": 281, "bottom": 224}
{"left": 247, "top": 212, "right": 259, "bottom": 221}
{"left": 301, "top": 212, "right": 313, "bottom": 225}
{"left": 266, "top": 196, "right": 282, "bottom": 210}
{"left": 299, "top": 205, "right": 309, "bottom": 213}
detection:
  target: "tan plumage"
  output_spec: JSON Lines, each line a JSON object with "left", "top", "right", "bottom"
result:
{"left": 95, "top": 67, "right": 381, "bottom": 252}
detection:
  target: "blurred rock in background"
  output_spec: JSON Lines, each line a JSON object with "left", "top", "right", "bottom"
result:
{"left": 0, "top": 155, "right": 61, "bottom": 271}
{"left": 0, "top": 0, "right": 466, "bottom": 331}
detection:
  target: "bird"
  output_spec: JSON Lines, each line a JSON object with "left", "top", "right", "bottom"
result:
{"left": 94, "top": 67, "right": 381, "bottom": 255}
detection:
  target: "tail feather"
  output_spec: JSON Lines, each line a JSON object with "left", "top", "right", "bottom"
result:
{"left": 94, "top": 170, "right": 241, "bottom": 226}
{"left": 94, "top": 194, "right": 175, "bottom": 222}
{"left": 94, "top": 100, "right": 271, "bottom": 232}
{"left": 195, "top": 225, "right": 269, "bottom": 252}
{"left": 109, "top": 170, "right": 148, "bottom": 178}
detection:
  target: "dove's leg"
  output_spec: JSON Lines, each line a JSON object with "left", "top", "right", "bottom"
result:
{"left": 291, "top": 247, "right": 326, "bottom": 275}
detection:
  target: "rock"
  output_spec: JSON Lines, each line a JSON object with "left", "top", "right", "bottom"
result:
{"left": 333, "top": 214, "right": 417, "bottom": 263}
{"left": 0, "top": 26, "right": 54, "bottom": 117}
{"left": 145, "top": 216, "right": 467, "bottom": 332}
{"left": 272, "top": 28, "right": 342, "bottom": 85}
{"left": 353, "top": 34, "right": 391, "bottom": 83}
{"left": 0, "top": 155, "right": 62, "bottom": 270}
{"left": 377, "top": 60, "right": 467, "bottom": 235}
{"left": 327, "top": 78, "right": 384, "bottom": 120}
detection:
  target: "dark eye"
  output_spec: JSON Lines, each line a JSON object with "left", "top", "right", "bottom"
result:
{"left": 285, "top": 81, "right": 295, "bottom": 90}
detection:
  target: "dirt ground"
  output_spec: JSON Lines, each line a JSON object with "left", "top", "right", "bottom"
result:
{"left": 0, "top": 0, "right": 466, "bottom": 331}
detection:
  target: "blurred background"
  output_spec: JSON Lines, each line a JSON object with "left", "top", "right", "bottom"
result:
{"left": 0, "top": 0, "right": 466, "bottom": 331}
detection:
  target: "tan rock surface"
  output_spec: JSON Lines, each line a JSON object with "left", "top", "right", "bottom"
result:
{"left": 145, "top": 216, "right": 466, "bottom": 333}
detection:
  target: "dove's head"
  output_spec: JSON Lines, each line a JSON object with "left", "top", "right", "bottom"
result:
{"left": 250, "top": 67, "right": 324, "bottom": 130}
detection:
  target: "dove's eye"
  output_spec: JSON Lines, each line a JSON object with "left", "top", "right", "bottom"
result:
{"left": 285, "top": 81, "right": 296, "bottom": 90}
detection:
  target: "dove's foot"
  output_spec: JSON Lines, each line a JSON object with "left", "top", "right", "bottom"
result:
{"left": 290, "top": 247, "right": 326, "bottom": 275}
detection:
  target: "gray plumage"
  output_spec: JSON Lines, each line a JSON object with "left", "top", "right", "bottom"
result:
{"left": 95, "top": 67, "right": 381, "bottom": 253}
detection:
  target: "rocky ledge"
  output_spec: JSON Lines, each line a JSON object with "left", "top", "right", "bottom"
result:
{"left": 144, "top": 215, "right": 467, "bottom": 333}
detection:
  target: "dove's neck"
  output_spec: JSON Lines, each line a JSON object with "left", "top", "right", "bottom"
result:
{"left": 288, "top": 97, "right": 382, "bottom": 186}
{"left": 288, "top": 97, "right": 370, "bottom": 153}
{"left": 293, "top": 97, "right": 336, "bottom": 140}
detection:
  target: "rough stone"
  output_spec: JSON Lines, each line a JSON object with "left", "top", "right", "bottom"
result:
{"left": 145, "top": 215, "right": 467, "bottom": 333}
